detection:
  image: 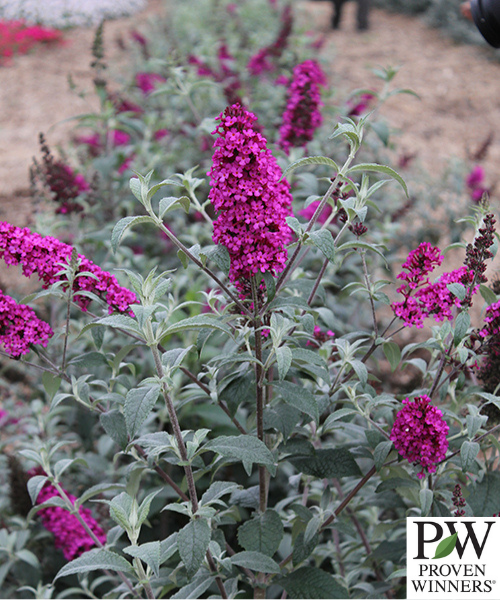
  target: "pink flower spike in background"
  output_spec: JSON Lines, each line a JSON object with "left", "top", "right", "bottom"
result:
{"left": 390, "top": 395, "right": 449, "bottom": 479}
{"left": 33, "top": 477, "right": 106, "bottom": 561}
{"left": 278, "top": 59, "right": 327, "bottom": 155}
{"left": 135, "top": 71, "right": 165, "bottom": 96}
{"left": 208, "top": 103, "right": 292, "bottom": 293}
{"left": 465, "top": 165, "right": 490, "bottom": 203}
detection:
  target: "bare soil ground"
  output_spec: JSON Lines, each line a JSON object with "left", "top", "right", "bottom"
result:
{"left": 1, "top": 0, "right": 499, "bottom": 228}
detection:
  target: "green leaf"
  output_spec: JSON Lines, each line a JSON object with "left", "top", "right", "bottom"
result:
{"left": 27, "top": 475, "right": 48, "bottom": 505}
{"left": 42, "top": 372, "right": 61, "bottom": 400}
{"left": 264, "top": 404, "right": 301, "bottom": 439}
{"left": 124, "top": 541, "right": 161, "bottom": 578}
{"left": 292, "top": 532, "right": 319, "bottom": 566}
{"left": 200, "top": 481, "right": 240, "bottom": 506}
{"left": 468, "top": 472, "right": 500, "bottom": 516}
{"left": 383, "top": 341, "right": 401, "bottom": 372}
{"left": 178, "top": 519, "right": 211, "bottom": 578}
{"left": 171, "top": 571, "right": 215, "bottom": 599}
{"left": 433, "top": 533, "right": 457, "bottom": 560}
{"left": 77, "top": 483, "right": 126, "bottom": 507}
{"left": 111, "top": 216, "right": 156, "bottom": 253}
{"left": 460, "top": 440, "right": 480, "bottom": 472}
{"left": 161, "top": 315, "right": 233, "bottom": 340}
{"left": 346, "top": 163, "right": 408, "bottom": 197}
{"left": 230, "top": 551, "right": 281, "bottom": 574}
{"left": 205, "top": 435, "right": 276, "bottom": 476}
{"left": 124, "top": 385, "right": 161, "bottom": 439}
{"left": 447, "top": 283, "right": 466, "bottom": 301}
{"left": 100, "top": 410, "right": 129, "bottom": 450}
{"left": 54, "top": 549, "right": 133, "bottom": 580}
{"left": 159, "top": 195, "right": 190, "bottom": 218}
{"left": 454, "top": 311, "right": 470, "bottom": 346}
{"left": 420, "top": 489, "right": 433, "bottom": 517}
{"left": 308, "top": 229, "right": 335, "bottom": 262}
{"left": 280, "top": 156, "right": 340, "bottom": 181}
{"left": 202, "top": 245, "right": 230, "bottom": 276}
{"left": 237, "top": 510, "right": 284, "bottom": 557}
{"left": 373, "top": 441, "right": 393, "bottom": 471}
{"left": 290, "top": 448, "right": 361, "bottom": 479}
{"left": 275, "top": 346, "right": 293, "bottom": 381}
{"left": 279, "top": 566, "right": 348, "bottom": 599}
{"left": 272, "top": 380, "right": 319, "bottom": 422}
{"left": 479, "top": 284, "right": 497, "bottom": 306}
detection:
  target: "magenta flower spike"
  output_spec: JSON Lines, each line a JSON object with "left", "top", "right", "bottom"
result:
{"left": 0, "top": 222, "right": 137, "bottom": 314}
{"left": 208, "top": 103, "right": 293, "bottom": 293}
{"left": 277, "top": 59, "right": 326, "bottom": 155}
{"left": 390, "top": 395, "right": 449, "bottom": 479}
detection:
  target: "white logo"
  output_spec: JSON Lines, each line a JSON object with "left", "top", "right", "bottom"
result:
{"left": 407, "top": 518, "right": 499, "bottom": 599}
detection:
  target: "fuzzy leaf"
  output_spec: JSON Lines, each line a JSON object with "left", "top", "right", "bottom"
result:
{"left": 237, "top": 509, "right": 284, "bottom": 556}
{"left": 178, "top": 519, "right": 211, "bottom": 578}
{"left": 290, "top": 448, "right": 361, "bottom": 479}
{"left": 308, "top": 229, "right": 335, "bottom": 262}
{"left": 205, "top": 435, "right": 276, "bottom": 476}
{"left": 124, "top": 541, "right": 161, "bottom": 578}
{"left": 460, "top": 440, "right": 480, "bottom": 472}
{"left": 383, "top": 341, "right": 401, "bottom": 372}
{"left": 346, "top": 162, "right": 408, "bottom": 197}
{"left": 279, "top": 566, "right": 348, "bottom": 599}
{"left": 100, "top": 410, "right": 129, "bottom": 450}
{"left": 272, "top": 380, "right": 319, "bottom": 422}
{"left": 275, "top": 346, "right": 293, "bottom": 381}
{"left": 55, "top": 549, "right": 133, "bottom": 580}
{"left": 230, "top": 551, "right": 281, "bottom": 574}
{"left": 111, "top": 216, "right": 156, "bottom": 253}
{"left": 124, "top": 385, "right": 161, "bottom": 439}
{"left": 280, "top": 156, "right": 340, "bottom": 181}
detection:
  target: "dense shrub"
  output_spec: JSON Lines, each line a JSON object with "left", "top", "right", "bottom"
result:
{"left": 0, "top": 1, "right": 499, "bottom": 599}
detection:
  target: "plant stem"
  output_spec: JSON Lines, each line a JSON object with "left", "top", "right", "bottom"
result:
{"left": 157, "top": 220, "right": 250, "bottom": 316}
{"left": 251, "top": 278, "right": 268, "bottom": 515}
{"left": 360, "top": 250, "right": 378, "bottom": 338}
{"left": 52, "top": 481, "right": 141, "bottom": 599}
{"left": 180, "top": 366, "right": 247, "bottom": 434}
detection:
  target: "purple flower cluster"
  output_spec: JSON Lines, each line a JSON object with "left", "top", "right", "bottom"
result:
{"left": 391, "top": 242, "right": 477, "bottom": 328}
{"left": 0, "top": 289, "right": 53, "bottom": 357}
{"left": 35, "top": 479, "right": 106, "bottom": 561}
{"left": 188, "top": 44, "right": 242, "bottom": 106}
{"left": 0, "top": 222, "right": 137, "bottom": 314}
{"left": 135, "top": 71, "right": 165, "bottom": 96}
{"left": 390, "top": 395, "right": 449, "bottom": 479}
{"left": 277, "top": 59, "right": 327, "bottom": 155}
{"left": 306, "top": 325, "right": 335, "bottom": 348}
{"left": 247, "top": 4, "right": 293, "bottom": 76}
{"left": 346, "top": 92, "right": 375, "bottom": 117}
{"left": 208, "top": 103, "right": 292, "bottom": 290}
{"left": 466, "top": 165, "right": 490, "bottom": 203}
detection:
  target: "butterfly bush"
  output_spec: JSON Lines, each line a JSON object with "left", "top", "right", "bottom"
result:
{"left": 208, "top": 103, "right": 292, "bottom": 291}
{"left": 0, "top": 289, "right": 53, "bottom": 357}
{"left": 390, "top": 395, "right": 449, "bottom": 479}
{"left": 391, "top": 242, "right": 478, "bottom": 328}
{"left": 278, "top": 59, "right": 327, "bottom": 155}
{"left": 32, "top": 476, "right": 106, "bottom": 560}
{"left": 0, "top": 222, "right": 136, "bottom": 313}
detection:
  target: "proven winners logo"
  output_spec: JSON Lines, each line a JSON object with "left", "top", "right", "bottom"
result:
{"left": 407, "top": 518, "right": 499, "bottom": 599}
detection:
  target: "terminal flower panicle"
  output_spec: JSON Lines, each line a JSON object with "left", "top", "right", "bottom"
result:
{"left": 390, "top": 395, "right": 449, "bottom": 479}
{"left": 0, "top": 222, "right": 137, "bottom": 314}
{"left": 208, "top": 103, "right": 292, "bottom": 291}
{"left": 278, "top": 59, "right": 326, "bottom": 154}
{"left": 391, "top": 242, "right": 477, "bottom": 328}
